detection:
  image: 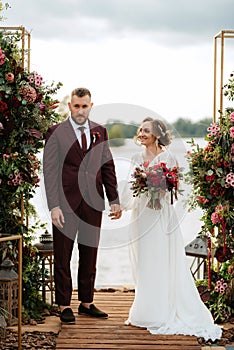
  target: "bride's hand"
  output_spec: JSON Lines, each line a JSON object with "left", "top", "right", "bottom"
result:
{"left": 109, "top": 204, "right": 122, "bottom": 220}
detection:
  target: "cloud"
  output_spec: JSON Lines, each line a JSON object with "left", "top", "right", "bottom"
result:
{"left": 4, "top": 0, "right": 234, "bottom": 45}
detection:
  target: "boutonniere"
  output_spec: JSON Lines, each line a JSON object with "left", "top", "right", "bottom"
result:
{"left": 92, "top": 131, "right": 101, "bottom": 143}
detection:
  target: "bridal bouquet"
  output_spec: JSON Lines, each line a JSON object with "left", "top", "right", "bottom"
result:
{"left": 130, "top": 161, "right": 183, "bottom": 210}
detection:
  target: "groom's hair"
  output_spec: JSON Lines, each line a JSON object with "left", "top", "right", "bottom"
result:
{"left": 71, "top": 87, "right": 91, "bottom": 99}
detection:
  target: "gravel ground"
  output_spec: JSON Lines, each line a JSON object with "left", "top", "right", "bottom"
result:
{"left": 0, "top": 329, "right": 57, "bottom": 349}
{"left": 198, "top": 326, "right": 234, "bottom": 347}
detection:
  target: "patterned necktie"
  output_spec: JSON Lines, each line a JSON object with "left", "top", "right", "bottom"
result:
{"left": 78, "top": 126, "right": 87, "bottom": 151}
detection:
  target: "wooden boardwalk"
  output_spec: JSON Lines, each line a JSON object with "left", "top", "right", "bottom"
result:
{"left": 56, "top": 290, "right": 201, "bottom": 350}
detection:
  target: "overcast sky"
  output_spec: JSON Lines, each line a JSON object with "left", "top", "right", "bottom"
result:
{"left": 2, "top": 0, "right": 234, "bottom": 124}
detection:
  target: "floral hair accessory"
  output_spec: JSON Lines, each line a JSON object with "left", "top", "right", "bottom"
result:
{"left": 158, "top": 124, "right": 166, "bottom": 137}
{"left": 92, "top": 131, "right": 101, "bottom": 143}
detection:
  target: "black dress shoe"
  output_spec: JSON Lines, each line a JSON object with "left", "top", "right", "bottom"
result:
{"left": 78, "top": 303, "right": 108, "bottom": 318}
{"left": 60, "top": 308, "right": 75, "bottom": 323}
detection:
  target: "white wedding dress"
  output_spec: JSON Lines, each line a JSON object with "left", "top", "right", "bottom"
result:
{"left": 121, "top": 148, "right": 222, "bottom": 341}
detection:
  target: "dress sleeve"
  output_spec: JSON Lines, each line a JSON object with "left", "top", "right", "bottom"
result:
{"left": 165, "top": 149, "right": 179, "bottom": 168}
{"left": 119, "top": 154, "right": 139, "bottom": 211}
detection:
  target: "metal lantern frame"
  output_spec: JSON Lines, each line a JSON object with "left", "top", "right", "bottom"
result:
{"left": 0, "top": 235, "right": 22, "bottom": 350}
{"left": 34, "top": 230, "right": 55, "bottom": 305}
{"left": 185, "top": 236, "right": 208, "bottom": 280}
{"left": 0, "top": 258, "right": 19, "bottom": 326}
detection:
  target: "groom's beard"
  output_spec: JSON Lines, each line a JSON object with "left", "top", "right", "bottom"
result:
{"left": 71, "top": 112, "right": 89, "bottom": 125}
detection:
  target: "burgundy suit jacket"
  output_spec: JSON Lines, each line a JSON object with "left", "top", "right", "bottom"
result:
{"left": 43, "top": 118, "right": 119, "bottom": 213}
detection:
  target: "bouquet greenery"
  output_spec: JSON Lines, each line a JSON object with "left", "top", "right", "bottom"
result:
{"left": 130, "top": 160, "right": 183, "bottom": 210}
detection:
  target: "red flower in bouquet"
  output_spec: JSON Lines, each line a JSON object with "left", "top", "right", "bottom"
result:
{"left": 130, "top": 161, "right": 183, "bottom": 210}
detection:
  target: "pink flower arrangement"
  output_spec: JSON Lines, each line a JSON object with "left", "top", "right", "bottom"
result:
{"left": 186, "top": 72, "right": 234, "bottom": 323}
{"left": 5, "top": 73, "right": 14, "bottom": 83}
{"left": 185, "top": 99, "right": 234, "bottom": 266}
{"left": 28, "top": 72, "right": 43, "bottom": 87}
{"left": 231, "top": 143, "right": 234, "bottom": 154}
{"left": 225, "top": 172, "right": 234, "bottom": 187}
{"left": 0, "top": 31, "right": 62, "bottom": 232}
{"left": 230, "top": 126, "right": 234, "bottom": 138}
{"left": 230, "top": 111, "right": 234, "bottom": 122}
{"left": 211, "top": 212, "right": 222, "bottom": 224}
{"left": 0, "top": 47, "right": 5, "bottom": 65}
{"left": 20, "top": 86, "right": 37, "bottom": 103}
{"left": 214, "top": 279, "right": 228, "bottom": 294}
{"left": 207, "top": 123, "right": 221, "bottom": 137}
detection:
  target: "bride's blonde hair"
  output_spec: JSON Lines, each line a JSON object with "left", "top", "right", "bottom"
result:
{"left": 134, "top": 117, "right": 172, "bottom": 146}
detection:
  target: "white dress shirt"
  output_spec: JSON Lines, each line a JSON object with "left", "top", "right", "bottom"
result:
{"left": 69, "top": 116, "right": 91, "bottom": 149}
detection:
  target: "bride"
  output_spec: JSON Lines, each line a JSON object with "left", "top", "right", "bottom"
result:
{"left": 121, "top": 117, "right": 222, "bottom": 341}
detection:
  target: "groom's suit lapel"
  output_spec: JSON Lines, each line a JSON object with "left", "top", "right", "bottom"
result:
{"left": 87, "top": 121, "right": 102, "bottom": 165}
{"left": 63, "top": 119, "right": 102, "bottom": 164}
{"left": 63, "top": 118, "right": 84, "bottom": 161}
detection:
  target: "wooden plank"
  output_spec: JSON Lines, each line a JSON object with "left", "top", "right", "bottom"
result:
{"left": 56, "top": 290, "right": 201, "bottom": 350}
{"left": 57, "top": 346, "right": 199, "bottom": 350}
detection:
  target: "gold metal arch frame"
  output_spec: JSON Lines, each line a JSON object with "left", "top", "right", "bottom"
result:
{"left": 0, "top": 26, "right": 31, "bottom": 71}
{"left": 213, "top": 29, "right": 234, "bottom": 123}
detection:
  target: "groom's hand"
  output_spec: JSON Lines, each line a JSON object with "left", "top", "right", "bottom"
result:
{"left": 51, "top": 207, "right": 65, "bottom": 228}
{"left": 109, "top": 204, "right": 122, "bottom": 220}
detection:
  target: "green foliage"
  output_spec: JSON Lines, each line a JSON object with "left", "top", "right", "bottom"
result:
{"left": 185, "top": 107, "right": 234, "bottom": 249}
{"left": 186, "top": 71, "right": 234, "bottom": 322}
{"left": 0, "top": 30, "right": 62, "bottom": 319}
{"left": 172, "top": 117, "right": 212, "bottom": 137}
{"left": 104, "top": 118, "right": 212, "bottom": 142}
{"left": 196, "top": 261, "right": 234, "bottom": 323}
{"left": 106, "top": 123, "right": 125, "bottom": 147}
{"left": 21, "top": 244, "right": 48, "bottom": 319}
{"left": 105, "top": 120, "right": 138, "bottom": 140}
{"left": 0, "top": 31, "right": 62, "bottom": 234}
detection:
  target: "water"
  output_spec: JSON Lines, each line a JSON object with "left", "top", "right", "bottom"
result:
{"left": 32, "top": 137, "right": 206, "bottom": 288}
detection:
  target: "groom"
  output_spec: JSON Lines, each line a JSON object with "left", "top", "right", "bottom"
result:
{"left": 43, "top": 87, "right": 122, "bottom": 323}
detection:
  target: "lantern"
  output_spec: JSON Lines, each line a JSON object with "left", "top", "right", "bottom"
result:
{"left": 185, "top": 236, "right": 208, "bottom": 280}
{"left": 0, "top": 258, "right": 18, "bottom": 326}
{"left": 34, "top": 230, "right": 54, "bottom": 305}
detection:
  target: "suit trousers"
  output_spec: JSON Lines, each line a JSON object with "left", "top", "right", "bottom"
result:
{"left": 52, "top": 199, "right": 102, "bottom": 306}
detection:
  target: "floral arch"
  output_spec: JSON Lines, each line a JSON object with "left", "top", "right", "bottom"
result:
{"left": 0, "top": 26, "right": 62, "bottom": 319}
{"left": 186, "top": 30, "right": 234, "bottom": 322}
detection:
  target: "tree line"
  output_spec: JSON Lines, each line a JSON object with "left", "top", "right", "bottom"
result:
{"left": 57, "top": 96, "right": 213, "bottom": 140}
{"left": 104, "top": 117, "right": 213, "bottom": 146}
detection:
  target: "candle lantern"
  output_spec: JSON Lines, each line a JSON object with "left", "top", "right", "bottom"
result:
{"left": 185, "top": 236, "right": 208, "bottom": 280}
{"left": 34, "top": 230, "right": 54, "bottom": 305}
{"left": 0, "top": 258, "right": 18, "bottom": 326}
